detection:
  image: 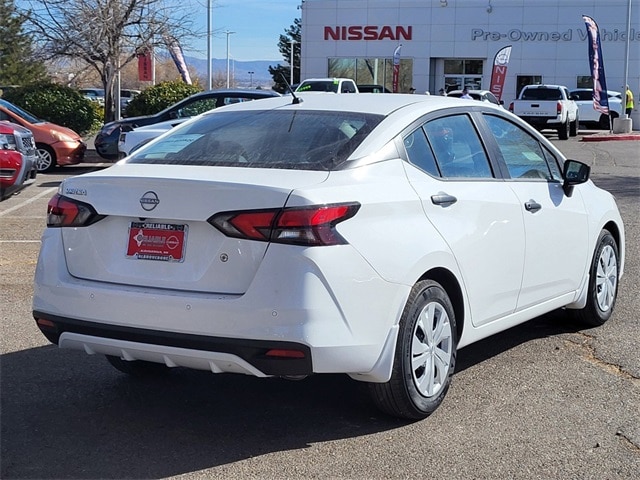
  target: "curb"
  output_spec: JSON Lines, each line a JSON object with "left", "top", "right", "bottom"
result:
{"left": 580, "top": 133, "right": 640, "bottom": 142}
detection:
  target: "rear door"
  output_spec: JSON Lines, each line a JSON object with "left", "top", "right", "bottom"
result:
{"left": 402, "top": 112, "right": 526, "bottom": 327}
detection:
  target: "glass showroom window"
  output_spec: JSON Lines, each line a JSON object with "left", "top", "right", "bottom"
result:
{"left": 328, "top": 57, "right": 413, "bottom": 93}
{"left": 516, "top": 75, "right": 543, "bottom": 97}
{"left": 576, "top": 75, "right": 593, "bottom": 89}
{"left": 444, "top": 59, "right": 483, "bottom": 93}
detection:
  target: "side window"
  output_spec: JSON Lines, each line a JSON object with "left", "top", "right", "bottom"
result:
{"left": 222, "top": 97, "right": 254, "bottom": 106}
{"left": 484, "top": 115, "right": 560, "bottom": 181}
{"left": 179, "top": 98, "right": 218, "bottom": 117}
{"left": 342, "top": 81, "right": 357, "bottom": 93}
{"left": 403, "top": 127, "right": 440, "bottom": 177}
{"left": 423, "top": 115, "right": 493, "bottom": 178}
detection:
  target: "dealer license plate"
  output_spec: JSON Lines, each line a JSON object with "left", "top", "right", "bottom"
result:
{"left": 126, "top": 222, "right": 187, "bottom": 262}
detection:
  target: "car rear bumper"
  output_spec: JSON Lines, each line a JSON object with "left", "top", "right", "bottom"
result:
{"left": 519, "top": 116, "right": 562, "bottom": 127}
{"left": 33, "top": 313, "right": 313, "bottom": 376}
{"left": 33, "top": 229, "right": 408, "bottom": 380}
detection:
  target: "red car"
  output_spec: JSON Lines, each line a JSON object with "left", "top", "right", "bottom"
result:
{"left": 0, "top": 121, "right": 37, "bottom": 200}
{"left": 0, "top": 99, "right": 85, "bottom": 172}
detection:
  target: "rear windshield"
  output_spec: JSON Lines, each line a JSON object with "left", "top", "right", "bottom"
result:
{"left": 521, "top": 88, "right": 562, "bottom": 101}
{"left": 127, "top": 110, "right": 383, "bottom": 171}
{"left": 297, "top": 81, "right": 340, "bottom": 93}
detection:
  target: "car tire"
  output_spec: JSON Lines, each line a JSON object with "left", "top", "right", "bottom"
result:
{"left": 558, "top": 119, "right": 569, "bottom": 140}
{"left": 368, "top": 280, "right": 457, "bottom": 419}
{"left": 572, "top": 229, "right": 619, "bottom": 327}
{"left": 569, "top": 117, "right": 578, "bottom": 137}
{"left": 106, "top": 355, "right": 170, "bottom": 377}
{"left": 599, "top": 113, "right": 617, "bottom": 130}
{"left": 36, "top": 144, "right": 56, "bottom": 172}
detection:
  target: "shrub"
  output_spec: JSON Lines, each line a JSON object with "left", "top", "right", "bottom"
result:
{"left": 124, "top": 81, "right": 203, "bottom": 117}
{"left": 2, "top": 82, "right": 101, "bottom": 135}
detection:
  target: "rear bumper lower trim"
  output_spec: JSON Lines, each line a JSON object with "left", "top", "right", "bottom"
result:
{"left": 33, "top": 311, "right": 313, "bottom": 376}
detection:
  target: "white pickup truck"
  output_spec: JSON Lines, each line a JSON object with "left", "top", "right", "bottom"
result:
{"left": 508, "top": 85, "right": 579, "bottom": 140}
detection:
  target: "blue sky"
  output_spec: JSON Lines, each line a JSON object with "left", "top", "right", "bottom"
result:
{"left": 186, "top": 0, "right": 301, "bottom": 61}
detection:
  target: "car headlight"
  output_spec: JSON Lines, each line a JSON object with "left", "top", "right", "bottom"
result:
{"left": 0, "top": 133, "right": 17, "bottom": 150}
{"left": 51, "top": 130, "right": 76, "bottom": 143}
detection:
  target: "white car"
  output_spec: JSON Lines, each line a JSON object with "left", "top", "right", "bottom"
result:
{"left": 570, "top": 89, "right": 624, "bottom": 129}
{"left": 295, "top": 78, "right": 359, "bottom": 93}
{"left": 118, "top": 118, "right": 189, "bottom": 156}
{"left": 34, "top": 93, "right": 625, "bottom": 419}
{"left": 447, "top": 89, "right": 504, "bottom": 107}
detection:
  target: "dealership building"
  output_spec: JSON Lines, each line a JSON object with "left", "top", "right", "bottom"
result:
{"left": 299, "top": 0, "right": 639, "bottom": 119}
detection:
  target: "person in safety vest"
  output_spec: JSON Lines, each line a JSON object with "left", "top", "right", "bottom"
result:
{"left": 625, "top": 85, "right": 635, "bottom": 116}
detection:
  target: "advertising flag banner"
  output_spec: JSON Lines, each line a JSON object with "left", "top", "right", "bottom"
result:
{"left": 392, "top": 44, "right": 402, "bottom": 93}
{"left": 137, "top": 49, "right": 152, "bottom": 82}
{"left": 489, "top": 45, "right": 512, "bottom": 102}
{"left": 582, "top": 15, "right": 609, "bottom": 114}
{"left": 165, "top": 36, "right": 192, "bottom": 85}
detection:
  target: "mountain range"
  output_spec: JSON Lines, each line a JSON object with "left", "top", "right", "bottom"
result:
{"left": 185, "top": 56, "right": 284, "bottom": 87}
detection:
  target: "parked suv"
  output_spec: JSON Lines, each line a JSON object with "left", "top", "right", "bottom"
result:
{"left": 0, "top": 99, "right": 86, "bottom": 172}
{"left": 94, "top": 89, "right": 280, "bottom": 160}
{"left": 0, "top": 121, "right": 37, "bottom": 200}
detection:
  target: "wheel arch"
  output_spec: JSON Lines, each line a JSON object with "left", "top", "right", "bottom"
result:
{"left": 602, "top": 220, "right": 622, "bottom": 253}
{"left": 420, "top": 267, "right": 465, "bottom": 342}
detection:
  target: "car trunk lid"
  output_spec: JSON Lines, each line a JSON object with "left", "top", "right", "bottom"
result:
{"left": 60, "top": 164, "right": 329, "bottom": 294}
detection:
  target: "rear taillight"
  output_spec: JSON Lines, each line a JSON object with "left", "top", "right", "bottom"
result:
{"left": 557, "top": 101, "right": 562, "bottom": 115}
{"left": 209, "top": 202, "right": 360, "bottom": 246}
{"left": 47, "top": 194, "right": 105, "bottom": 227}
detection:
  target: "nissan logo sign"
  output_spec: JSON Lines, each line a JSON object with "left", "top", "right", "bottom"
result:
{"left": 139, "top": 191, "right": 160, "bottom": 211}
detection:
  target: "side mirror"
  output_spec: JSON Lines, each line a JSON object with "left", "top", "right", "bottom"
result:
{"left": 562, "top": 159, "right": 590, "bottom": 197}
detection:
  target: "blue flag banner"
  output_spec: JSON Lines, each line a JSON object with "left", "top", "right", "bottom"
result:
{"left": 582, "top": 15, "right": 609, "bottom": 114}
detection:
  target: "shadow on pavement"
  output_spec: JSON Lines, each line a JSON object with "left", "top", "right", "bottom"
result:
{"left": 2, "top": 309, "right": 584, "bottom": 479}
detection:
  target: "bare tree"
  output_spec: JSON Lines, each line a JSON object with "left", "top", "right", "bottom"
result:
{"left": 19, "top": 0, "right": 199, "bottom": 122}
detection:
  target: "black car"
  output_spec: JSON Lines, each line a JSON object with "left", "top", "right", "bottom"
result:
{"left": 357, "top": 84, "right": 391, "bottom": 93}
{"left": 94, "top": 89, "right": 280, "bottom": 160}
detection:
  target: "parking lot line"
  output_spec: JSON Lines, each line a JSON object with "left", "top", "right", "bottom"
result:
{"left": 0, "top": 187, "right": 57, "bottom": 217}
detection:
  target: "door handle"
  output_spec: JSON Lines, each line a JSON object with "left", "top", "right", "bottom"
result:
{"left": 431, "top": 194, "right": 458, "bottom": 206}
{"left": 524, "top": 200, "right": 542, "bottom": 212}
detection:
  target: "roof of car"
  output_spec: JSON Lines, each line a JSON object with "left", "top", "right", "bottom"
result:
{"left": 300, "top": 78, "right": 354, "bottom": 82}
{"left": 201, "top": 91, "right": 490, "bottom": 117}
{"left": 447, "top": 89, "right": 492, "bottom": 95}
{"left": 570, "top": 88, "right": 621, "bottom": 95}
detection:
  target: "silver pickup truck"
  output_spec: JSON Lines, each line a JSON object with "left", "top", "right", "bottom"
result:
{"left": 509, "top": 85, "right": 579, "bottom": 140}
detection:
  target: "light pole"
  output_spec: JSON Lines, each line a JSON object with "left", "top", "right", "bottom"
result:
{"left": 290, "top": 40, "right": 297, "bottom": 86}
{"left": 226, "top": 30, "right": 235, "bottom": 88}
{"left": 207, "top": 0, "right": 212, "bottom": 90}
{"left": 248, "top": 71, "right": 254, "bottom": 87}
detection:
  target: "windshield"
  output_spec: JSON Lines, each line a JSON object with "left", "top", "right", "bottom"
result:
{"left": 0, "top": 99, "right": 42, "bottom": 124}
{"left": 127, "top": 110, "right": 383, "bottom": 171}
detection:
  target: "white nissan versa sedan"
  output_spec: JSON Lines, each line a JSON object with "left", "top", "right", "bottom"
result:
{"left": 33, "top": 93, "right": 624, "bottom": 420}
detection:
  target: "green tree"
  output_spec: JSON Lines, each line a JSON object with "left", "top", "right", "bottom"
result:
{"left": 3, "top": 82, "right": 101, "bottom": 135}
{"left": 0, "top": 0, "right": 47, "bottom": 85}
{"left": 269, "top": 17, "right": 301, "bottom": 93}
{"left": 124, "top": 80, "right": 202, "bottom": 117}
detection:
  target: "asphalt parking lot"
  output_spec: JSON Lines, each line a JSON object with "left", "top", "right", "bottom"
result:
{"left": 1, "top": 131, "right": 639, "bottom": 479}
